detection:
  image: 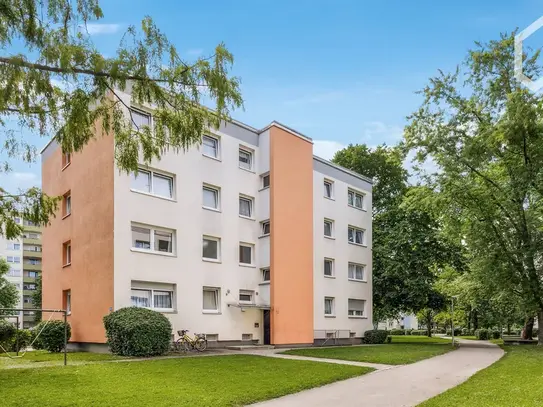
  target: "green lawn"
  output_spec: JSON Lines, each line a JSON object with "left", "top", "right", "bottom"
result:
{"left": 281, "top": 336, "right": 454, "bottom": 365}
{"left": 0, "top": 350, "right": 124, "bottom": 368}
{"left": 0, "top": 355, "right": 371, "bottom": 406}
{"left": 419, "top": 346, "right": 543, "bottom": 407}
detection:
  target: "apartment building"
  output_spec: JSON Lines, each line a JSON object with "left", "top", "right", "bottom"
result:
{"left": 1, "top": 218, "right": 42, "bottom": 328}
{"left": 41, "top": 96, "right": 373, "bottom": 348}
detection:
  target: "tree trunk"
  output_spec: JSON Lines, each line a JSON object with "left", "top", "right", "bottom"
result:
{"left": 521, "top": 316, "right": 534, "bottom": 340}
{"left": 467, "top": 307, "right": 472, "bottom": 331}
{"left": 426, "top": 313, "right": 432, "bottom": 338}
{"left": 473, "top": 310, "right": 479, "bottom": 330}
{"left": 507, "top": 323, "right": 511, "bottom": 335}
{"left": 539, "top": 309, "right": 543, "bottom": 345}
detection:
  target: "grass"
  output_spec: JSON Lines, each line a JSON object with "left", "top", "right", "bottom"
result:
{"left": 0, "top": 354, "right": 371, "bottom": 406}
{"left": 281, "top": 335, "right": 454, "bottom": 365}
{"left": 0, "top": 350, "right": 125, "bottom": 368}
{"left": 419, "top": 346, "right": 543, "bottom": 407}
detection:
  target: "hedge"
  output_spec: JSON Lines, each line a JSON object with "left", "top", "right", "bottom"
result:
{"left": 34, "top": 320, "right": 71, "bottom": 352}
{"left": 389, "top": 329, "right": 405, "bottom": 336}
{"left": 0, "top": 319, "right": 15, "bottom": 345}
{"left": 103, "top": 307, "right": 172, "bottom": 357}
{"left": 362, "top": 330, "right": 388, "bottom": 344}
{"left": 8, "top": 329, "right": 32, "bottom": 352}
{"left": 491, "top": 330, "right": 501, "bottom": 339}
{"left": 410, "top": 329, "right": 427, "bottom": 336}
{"left": 475, "top": 328, "right": 489, "bottom": 340}
{"left": 446, "top": 328, "right": 462, "bottom": 336}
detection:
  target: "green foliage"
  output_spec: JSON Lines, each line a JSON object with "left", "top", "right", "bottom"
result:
{"left": 462, "top": 328, "right": 474, "bottom": 336}
{"left": 475, "top": 329, "right": 490, "bottom": 340}
{"left": 8, "top": 329, "right": 33, "bottom": 352}
{"left": 491, "top": 330, "right": 501, "bottom": 340}
{"left": 446, "top": 328, "right": 462, "bottom": 336}
{"left": 362, "top": 330, "right": 389, "bottom": 344}
{"left": 389, "top": 329, "right": 405, "bottom": 336}
{"left": 0, "top": 318, "right": 16, "bottom": 344}
{"left": 0, "top": 258, "right": 18, "bottom": 312}
{"left": 103, "top": 307, "right": 172, "bottom": 356}
{"left": 410, "top": 330, "right": 428, "bottom": 336}
{"left": 30, "top": 327, "right": 44, "bottom": 350}
{"left": 35, "top": 320, "right": 71, "bottom": 352}
{"left": 31, "top": 275, "right": 42, "bottom": 322}
{"left": 0, "top": 0, "right": 243, "bottom": 239}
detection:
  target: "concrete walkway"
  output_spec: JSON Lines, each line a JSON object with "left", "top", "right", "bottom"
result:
{"left": 249, "top": 339, "right": 504, "bottom": 407}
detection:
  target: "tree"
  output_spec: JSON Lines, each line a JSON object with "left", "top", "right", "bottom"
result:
{"left": 405, "top": 32, "right": 543, "bottom": 344}
{"left": 0, "top": 258, "right": 18, "bottom": 314}
{"left": 416, "top": 291, "right": 447, "bottom": 337}
{"left": 31, "top": 274, "right": 42, "bottom": 323}
{"left": 333, "top": 145, "right": 462, "bottom": 321}
{"left": 0, "top": 0, "right": 243, "bottom": 239}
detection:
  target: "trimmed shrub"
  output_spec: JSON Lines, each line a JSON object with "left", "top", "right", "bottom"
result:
{"left": 491, "top": 330, "right": 501, "bottom": 339}
{"left": 446, "top": 328, "right": 462, "bottom": 336}
{"left": 30, "top": 327, "right": 44, "bottom": 350}
{"left": 0, "top": 319, "right": 15, "bottom": 347}
{"left": 8, "top": 329, "right": 32, "bottom": 352}
{"left": 35, "top": 320, "right": 71, "bottom": 352}
{"left": 362, "top": 330, "right": 388, "bottom": 344}
{"left": 389, "top": 329, "right": 405, "bottom": 336}
{"left": 475, "top": 328, "right": 489, "bottom": 340}
{"left": 103, "top": 307, "right": 172, "bottom": 357}
{"left": 410, "top": 329, "right": 427, "bottom": 336}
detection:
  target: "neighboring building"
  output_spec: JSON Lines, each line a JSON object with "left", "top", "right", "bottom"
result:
{"left": 41, "top": 96, "right": 373, "bottom": 348}
{"left": 1, "top": 218, "right": 42, "bottom": 329}
{"left": 378, "top": 314, "right": 419, "bottom": 330}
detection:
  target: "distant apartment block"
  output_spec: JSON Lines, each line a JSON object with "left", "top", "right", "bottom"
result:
{"left": 41, "top": 92, "right": 373, "bottom": 347}
{"left": 1, "top": 218, "right": 42, "bottom": 328}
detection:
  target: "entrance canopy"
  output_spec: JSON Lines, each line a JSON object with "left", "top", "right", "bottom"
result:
{"left": 227, "top": 302, "right": 270, "bottom": 310}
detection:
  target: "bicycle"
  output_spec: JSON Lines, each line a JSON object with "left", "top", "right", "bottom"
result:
{"left": 174, "top": 330, "right": 207, "bottom": 352}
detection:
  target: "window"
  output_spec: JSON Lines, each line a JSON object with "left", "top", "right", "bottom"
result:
{"left": 14, "top": 217, "right": 21, "bottom": 224}
{"left": 131, "top": 168, "right": 174, "bottom": 199}
{"left": 63, "top": 192, "right": 71, "bottom": 217}
{"left": 26, "top": 258, "right": 41, "bottom": 265}
{"left": 261, "top": 174, "right": 270, "bottom": 189}
{"left": 63, "top": 241, "right": 71, "bottom": 266}
{"left": 64, "top": 290, "right": 72, "bottom": 315}
{"left": 28, "top": 233, "right": 40, "bottom": 240}
{"left": 324, "top": 180, "right": 334, "bottom": 199}
{"left": 62, "top": 152, "right": 71, "bottom": 168}
{"left": 239, "top": 148, "right": 253, "bottom": 170}
{"left": 8, "top": 269, "right": 21, "bottom": 277}
{"left": 131, "top": 224, "right": 174, "bottom": 254}
{"left": 24, "top": 219, "right": 36, "bottom": 226}
{"left": 348, "top": 226, "right": 365, "bottom": 245}
{"left": 131, "top": 288, "right": 173, "bottom": 311}
{"left": 130, "top": 108, "right": 151, "bottom": 129}
{"left": 239, "top": 243, "right": 254, "bottom": 265}
{"left": 7, "top": 242, "right": 20, "bottom": 250}
{"left": 25, "top": 271, "right": 39, "bottom": 278}
{"left": 348, "top": 263, "right": 365, "bottom": 281}
{"left": 348, "top": 189, "right": 364, "bottom": 210}
{"left": 202, "top": 135, "right": 219, "bottom": 158}
{"left": 239, "top": 195, "right": 253, "bottom": 218}
{"left": 324, "top": 297, "right": 335, "bottom": 316}
{"left": 203, "top": 287, "right": 220, "bottom": 313}
{"left": 261, "top": 268, "right": 270, "bottom": 282}
{"left": 239, "top": 290, "right": 254, "bottom": 303}
{"left": 348, "top": 299, "right": 366, "bottom": 317}
{"left": 324, "top": 258, "right": 334, "bottom": 277}
{"left": 202, "top": 236, "right": 220, "bottom": 261}
{"left": 24, "top": 284, "right": 36, "bottom": 290}
{"left": 23, "top": 245, "right": 41, "bottom": 252}
{"left": 203, "top": 185, "right": 220, "bottom": 210}
{"left": 324, "top": 219, "right": 334, "bottom": 238}
{"left": 261, "top": 220, "right": 270, "bottom": 236}
{"left": 23, "top": 296, "right": 32, "bottom": 304}
{"left": 7, "top": 256, "right": 21, "bottom": 264}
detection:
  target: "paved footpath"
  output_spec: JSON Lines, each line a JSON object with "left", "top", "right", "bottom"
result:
{"left": 249, "top": 340, "right": 503, "bottom": 407}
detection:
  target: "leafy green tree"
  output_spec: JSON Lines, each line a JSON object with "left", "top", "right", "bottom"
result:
{"left": 0, "top": 258, "right": 18, "bottom": 314}
{"left": 416, "top": 291, "right": 447, "bottom": 337}
{"left": 405, "top": 32, "right": 543, "bottom": 344}
{"left": 0, "top": 0, "right": 243, "bottom": 239}
{"left": 31, "top": 274, "right": 42, "bottom": 322}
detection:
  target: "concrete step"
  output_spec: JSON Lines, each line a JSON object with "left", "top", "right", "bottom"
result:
{"left": 225, "top": 345, "right": 275, "bottom": 350}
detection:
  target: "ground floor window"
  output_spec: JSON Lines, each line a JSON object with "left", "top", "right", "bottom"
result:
{"left": 131, "top": 287, "right": 174, "bottom": 311}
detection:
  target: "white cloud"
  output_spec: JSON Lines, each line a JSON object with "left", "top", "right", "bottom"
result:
{"left": 1, "top": 171, "right": 40, "bottom": 192}
{"left": 313, "top": 140, "right": 345, "bottom": 161}
{"left": 187, "top": 49, "right": 204, "bottom": 56}
{"left": 84, "top": 23, "right": 121, "bottom": 35}
{"left": 284, "top": 91, "right": 345, "bottom": 107}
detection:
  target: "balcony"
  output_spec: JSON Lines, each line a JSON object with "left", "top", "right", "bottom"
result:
{"left": 22, "top": 224, "right": 40, "bottom": 233}
{"left": 23, "top": 302, "right": 35, "bottom": 309}
{"left": 23, "top": 237, "right": 41, "bottom": 245}
{"left": 23, "top": 250, "right": 42, "bottom": 258}
{"left": 23, "top": 275, "right": 37, "bottom": 283}
{"left": 23, "top": 290, "right": 35, "bottom": 296}
{"left": 23, "top": 263, "right": 41, "bottom": 271}
{"left": 23, "top": 315, "right": 36, "bottom": 322}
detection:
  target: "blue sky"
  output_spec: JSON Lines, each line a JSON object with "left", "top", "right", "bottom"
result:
{"left": 5, "top": 0, "right": 543, "bottom": 190}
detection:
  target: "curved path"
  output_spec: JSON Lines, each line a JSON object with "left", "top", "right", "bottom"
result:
{"left": 249, "top": 339, "right": 503, "bottom": 407}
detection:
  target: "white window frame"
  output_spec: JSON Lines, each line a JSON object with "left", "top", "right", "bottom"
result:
{"left": 131, "top": 223, "right": 175, "bottom": 256}
{"left": 239, "top": 242, "right": 255, "bottom": 266}
{"left": 324, "top": 258, "right": 335, "bottom": 278}
{"left": 7, "top": 256, "right": 21, "bottom": 264}
{"left": 261, "top": 173, "right": 270, "bottom": 189}
{"left": 130, "top": 108, "right": 152, "bottom": 130}
{"left": 239, "top": 289, "right": 255, "bottom": 304}
{"left": 202, "top": 235, "right": 221, "bottom": 262}
{"left": 202, "top": 287, "right": 221, "bottom": 313}
{"left": 348, "top": 226, "right": 365, "bottom": 245}
{"left": 203, "top": 184, "right": 220, "bottom": 211}
{"left": 238, "top": 147, "right": 254, "bottom": 171}
{"left": 260, "top": 220, "right": 270, "bottom": 236}
{"left": 348, "top": 189, "right": 365, "bottom": 210}
{"left": 130, "top": 287, "right": 174, "bottom": 312}
{"left": 64, "top": 242, "right": 71, "bottom": 266}
{"left": 348, "top": 298, "right": 366, "bottom": 318}
{"left": 324, "top": 179, "right": 334, "bottom": 199}
{"left": 324, "top": 219, "right": 334, "bottom": 238}
{"left": 131, "top": 167, "right": 175, "bottom": 200}
{"left": 261, "top": 268, "right": 270, "bottom": 283}
{"left": 324, "top": 297, "right": 335, "bottom": 316}
{"left": 239, "top": 195, "right": 254, "bottom": 219}
{"left": 64, "top": 193, "right": 71, "bottom": 216}
{"left": 348, "top": 262, "right": 366, "bottom": 282}
{"left": 65, "top": 290, "right": 72, "bottom": 315}
{"left": 202, "top": 135, "right": 220, "bottom": 159}
{"left": 6, "top": 242, "right": 20, "bottom": 250}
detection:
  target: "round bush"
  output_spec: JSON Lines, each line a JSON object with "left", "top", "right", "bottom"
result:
{"left": 30, "top": 327, "right": 44, "bottom": 350}
{"left": 475, "top": 328, "right": 489, "bottom": 340}
{"left": 389, "top": 329, "right": 405, "bottom": 336}
{"left": 0, "top": 319, "right": 15, "bottom": 345}
{"left": 363, "top": 330, "right": 388, "bottom": 344}
{"left": 103, "top": 307, "right": 172, "bottom": 357}
{"left": 34, "top": 320, "right": 71, "bottom": 352}
{"left": 491, "top": 330, "right": 501, "bottom": 339}
{"left": 9, "top": 329, "right": 32, "bottom": 352}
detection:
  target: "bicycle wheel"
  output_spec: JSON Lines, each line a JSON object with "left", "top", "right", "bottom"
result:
{"left": 175, "top": 339, "right": 190, "bottom": 353}
{"left": 194, "top": 338, "right": 207, "bottom": 352}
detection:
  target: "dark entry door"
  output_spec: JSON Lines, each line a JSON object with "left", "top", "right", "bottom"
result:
{"left": 263, "top": 310, "right": 271, "bottom": 345}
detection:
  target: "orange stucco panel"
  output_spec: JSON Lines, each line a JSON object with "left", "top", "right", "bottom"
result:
{"left": 269, "top": 126, "right": 314, "bottom": 345}
{"left": 42, "top": 127, "right": 114, "bottom": 343}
